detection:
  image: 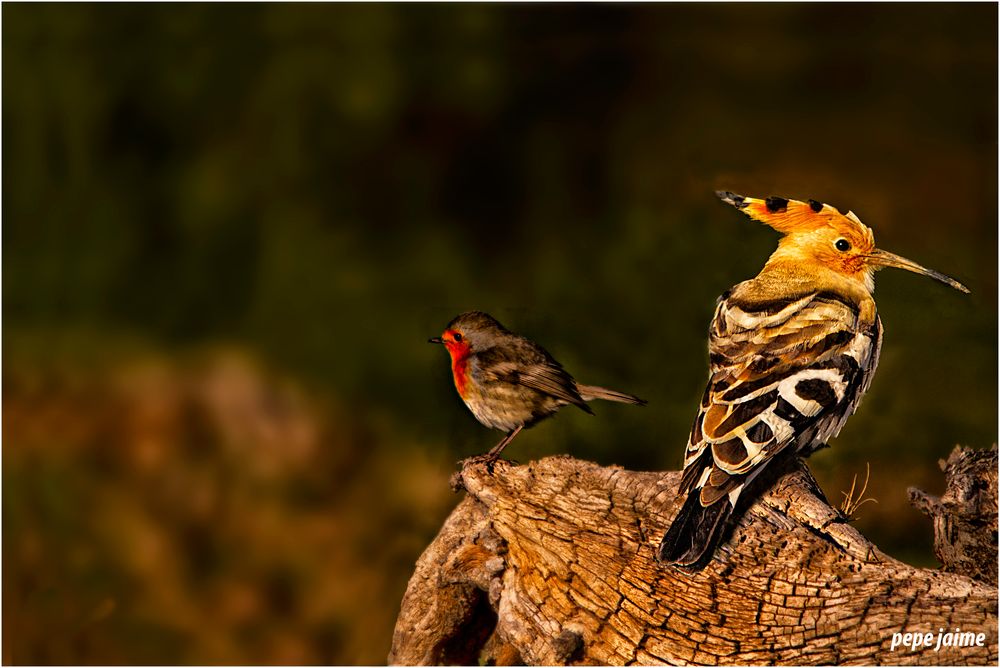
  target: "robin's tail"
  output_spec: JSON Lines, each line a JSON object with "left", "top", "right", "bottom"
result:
{"left": 656, "top": 491, "right": 733, "bottom": 569}
{"left": 576, "top": 384, "right": 647, "bottom": 406}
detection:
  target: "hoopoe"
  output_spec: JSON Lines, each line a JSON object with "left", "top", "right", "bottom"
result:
{"left": 657, "top": 192, "right": 969, "bottom": 569}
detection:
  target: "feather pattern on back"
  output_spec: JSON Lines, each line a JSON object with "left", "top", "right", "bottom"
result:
{"left": 661, "top": 280, "right": 882, "bottom": 566}
{"left": 660, "top": 190, "right": 964, "bottom": 568}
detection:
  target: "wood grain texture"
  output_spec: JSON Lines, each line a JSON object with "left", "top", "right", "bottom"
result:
{"left": 910, "top": 446, "right": 998, "bottom": 587}
{"left": 390, "top": 449, "right": 997, "bottom": 666}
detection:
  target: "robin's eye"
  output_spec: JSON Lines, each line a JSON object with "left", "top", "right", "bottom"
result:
{"left": 835, "top": 238, "right": 851, "bottom": 252}
{"left": 453, "top": 332, "right": 463, "bottom": 342}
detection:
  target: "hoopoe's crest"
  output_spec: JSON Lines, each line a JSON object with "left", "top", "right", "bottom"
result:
{"left": 719, "top": 192, "right": 876, "bottom": 287}
{"left": 657, "top": 191, "right": 968, "bottom": 570}
{"left": 717, "top": 191, "right": 873, "bottom": 238}
{"left": 718, "top": 191, "right": 968, "bottom": 297}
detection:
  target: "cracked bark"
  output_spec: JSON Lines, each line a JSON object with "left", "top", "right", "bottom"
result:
{"left": 390, "top": 447, "right": 997, "bottom": 666}
{"left": 909, "top": 446, "right": 998, "bottom": 587}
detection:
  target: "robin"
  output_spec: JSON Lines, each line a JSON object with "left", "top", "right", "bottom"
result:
{"left": 430, "top": 311, "right": 646, "bottom": 460}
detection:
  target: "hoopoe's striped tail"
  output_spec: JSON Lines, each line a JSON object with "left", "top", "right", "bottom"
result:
{"left": 656, "top": 492, "right": 734, "bottom": 568}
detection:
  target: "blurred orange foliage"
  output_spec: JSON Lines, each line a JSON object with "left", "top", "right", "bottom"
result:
{"left": 3, "top": 349, "right": 457, "bottom": 664}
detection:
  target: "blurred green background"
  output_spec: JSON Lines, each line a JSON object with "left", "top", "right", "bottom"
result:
{"left": 3, "top": 3, "right": 996, "bottom": 665}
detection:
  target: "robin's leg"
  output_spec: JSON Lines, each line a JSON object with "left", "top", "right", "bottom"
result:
{"left": 487, "top": 425, "right": 523, "bottom": 458}
{"left": 457, "top": 426, "right": 524, "bottom": 475}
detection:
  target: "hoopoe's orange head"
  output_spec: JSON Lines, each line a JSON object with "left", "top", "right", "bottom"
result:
{"left": 716, "top": 191, "right": 969, "bottom": 294}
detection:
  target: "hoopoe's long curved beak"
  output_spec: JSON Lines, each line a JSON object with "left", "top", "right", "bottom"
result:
{"left": 866, "top": 249, "right": 970, "bottom": 293}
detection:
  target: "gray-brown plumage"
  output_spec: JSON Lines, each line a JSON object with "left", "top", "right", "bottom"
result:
{"left": 658, "top": 192, "right": 969, "bottom": 569}
{"left": 430, "top": 311, "right": 646, "bottom": 458}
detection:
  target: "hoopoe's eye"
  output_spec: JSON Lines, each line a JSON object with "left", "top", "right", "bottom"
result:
{"left": 835, "top": 238, "right": 851, "bottom": 252}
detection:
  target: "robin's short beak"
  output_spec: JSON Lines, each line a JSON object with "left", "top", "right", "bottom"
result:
{"left": 428, "top": 336, "right": 444, "bottom": 344}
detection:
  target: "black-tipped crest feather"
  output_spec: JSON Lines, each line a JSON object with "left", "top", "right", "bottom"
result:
{"left": 715, "top": 190, "right": 746, "bottom": 209}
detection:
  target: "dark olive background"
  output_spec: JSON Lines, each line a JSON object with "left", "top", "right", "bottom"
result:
{"left": 4, "top": 4, "right": 996, "bottom": 664}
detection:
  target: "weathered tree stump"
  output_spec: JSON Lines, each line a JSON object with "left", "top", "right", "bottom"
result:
{"left": 390, "top": 447, "right": 997, "bottom": 666}
{"left": 909, "top": 446, "right": 998, "bottom": 587}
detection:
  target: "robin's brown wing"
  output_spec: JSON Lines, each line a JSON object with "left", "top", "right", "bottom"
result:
{"left": 476, "top": 340, "right": 591, "bottom": 413}
{"left": 681, "top": 290, "right": 881, "bottom": 506}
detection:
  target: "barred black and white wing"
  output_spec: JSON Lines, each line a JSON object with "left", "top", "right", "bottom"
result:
{"left": 658, "top": 289, "right": 882, "bottom": 567}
